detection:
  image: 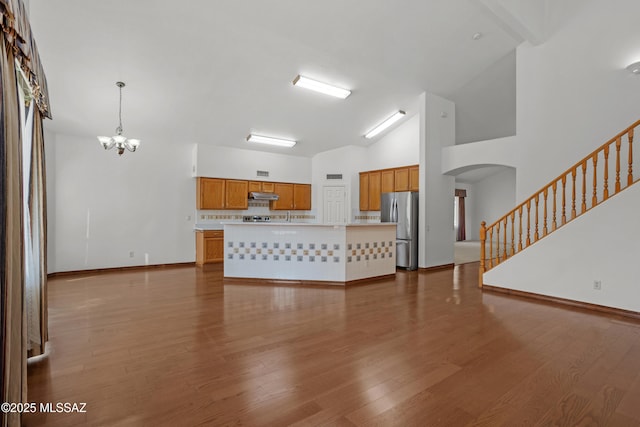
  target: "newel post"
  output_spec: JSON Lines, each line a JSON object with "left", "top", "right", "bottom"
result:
{"left": 479, "top": 221, "right": 486, "bottom": 289}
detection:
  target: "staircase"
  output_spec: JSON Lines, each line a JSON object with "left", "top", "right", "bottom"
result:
{"left": 479, "top": 118, "right": 640, "bottom": 288}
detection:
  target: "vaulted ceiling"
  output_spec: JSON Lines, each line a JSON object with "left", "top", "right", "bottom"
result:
{"left": 29, "top": 0, "right": 552, "bottom": 157}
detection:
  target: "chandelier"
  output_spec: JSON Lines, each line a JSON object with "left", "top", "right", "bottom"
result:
{"left": 97, "top": 81, "right": 140, "bottom": 155}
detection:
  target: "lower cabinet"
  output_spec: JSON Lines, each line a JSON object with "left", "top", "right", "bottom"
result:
{"left": 196, "top": 230, "right": 224, "bottom": 265}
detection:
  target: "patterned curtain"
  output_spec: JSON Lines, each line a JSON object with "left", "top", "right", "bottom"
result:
{"left": 1, "top": 34, "right": 27, "bottom": 427}
{"left": 0, "top": 1, "right": 50, "bottom": 425}
{"left": 26, "top": 107, "right": 46, "bottom": 358}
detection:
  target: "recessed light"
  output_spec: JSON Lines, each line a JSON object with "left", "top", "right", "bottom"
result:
{"left": 292, "top": 75, "right": 351, "bottom": 99}
{"left": 472, "top": 32, "right": 482, "bottom": 40}
{"left": 364, "top": 111, "right": 406, "bottom": 139}
{"left": 246, "top": 134, "right": 297, "bottom": 148}
{"left": 626, "top": 61, "right": 640, "bottom": 74}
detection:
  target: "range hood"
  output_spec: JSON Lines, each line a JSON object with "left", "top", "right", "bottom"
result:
{"left": 249, "top": 191, "right": 279, "bottom": 201}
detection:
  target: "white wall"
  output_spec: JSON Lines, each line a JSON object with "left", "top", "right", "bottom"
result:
{"left": 482, "top": 0, "right": 640, "bottom": 311}
{"left": 310, "top": 114, "right": 420, "bottom": 223}
{"left": 195, "top": 144, "right": 312, "bottom": 183}
{"left": 441, "top": 135, "right": 518, "bottom": 175}
{"left": 448, "top": 51, "right": 516, "bottom": 145}
{"left": 364, "top": 114, "right": 420, "bottom": 170}
{"left": 419, "top": 92, "right": 456, "bottom": 268}
{"left": 484, "top": 181, "right": 640, "bottom": 313}
{"left": 474, "top": 167, "right": 517, "bottom": 232}
{"left": 311, "top": 145, "right": 367, "bottom": 223}
{"left": 46, "top": 132, "right": 196, "bottom": 273}
{"left": 516, "top": 0, "right": 640, "bottom": 201}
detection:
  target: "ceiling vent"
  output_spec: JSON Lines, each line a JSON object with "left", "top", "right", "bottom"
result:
{"left": 256, "top": 170, "right": 269, "bottom": 177}
{"left": 326, "top": 174, "right": 343, "bottom": 180}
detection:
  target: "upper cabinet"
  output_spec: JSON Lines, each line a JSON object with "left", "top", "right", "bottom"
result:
{"left": 381, "top": 170, "right": 395, "bottom": 193}
{"left": 248, "top": 181, "right": 262, "bottom": 193}
{"left": 409, "top": 166, "right": 419, "bottom": 191}
{"left": 394, "top": 168, "right": 409, "bottom": 191}
{"left": 225, "top": 180, "right": 249, "bottom": 210}
{"left": 359, "top": 173, "right": 369, "bottom": 211}
{"left": 197, "top": 178, "right": 225, "bottom": 210}
{"left": 248, "top": 181, "right": 276, "bottom": 193}
{"left": 197, "top": 177, "right": 310, "bottom": 211}
{"left": 293, "top": 184, "right": 311, "bottom": 210}
{"left": 369, "top": 171, "right": 381, "bottom": 211}
{"left": 358, "top": 165, "right": 419, "bottom": 211}
{"left": 270, "top": 183, "right": 311, "bottom": 210}
{"left": 262, "top": 182, "right": 275, "bottom": 193}
{"left": 270, "top": 183, "right": 294, "bottom": 210}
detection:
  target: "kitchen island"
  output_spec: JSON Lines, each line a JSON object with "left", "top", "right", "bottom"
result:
{"left": 223, "top": 223, "right": 396, "bottom": 284}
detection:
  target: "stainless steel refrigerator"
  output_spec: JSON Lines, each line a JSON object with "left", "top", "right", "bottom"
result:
{"left": 381, "top": 191, "right": 419, "bottom": 270}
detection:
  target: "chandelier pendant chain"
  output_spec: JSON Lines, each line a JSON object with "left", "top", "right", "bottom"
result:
{"left": 117, "top": 81, "right": 124, "bottom": 136}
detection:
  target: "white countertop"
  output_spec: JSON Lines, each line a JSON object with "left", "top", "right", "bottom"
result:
{"left": 194, "top": 224, "right": 225, "bottom": 231}
{"left": 222, "top": 222, "right": 393, "bottom": 227}
{"left": 196, "top": 222, "right": 394, "bottom": 231}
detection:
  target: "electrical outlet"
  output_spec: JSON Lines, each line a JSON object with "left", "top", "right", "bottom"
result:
{"left": 129, "top": 251, "right": 135, "bottom": 258}
{"left": 593, "top": 280, "right": 602, "bottom": 290}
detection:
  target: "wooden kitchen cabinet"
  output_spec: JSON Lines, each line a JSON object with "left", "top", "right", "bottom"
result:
{"left": 394, "top": 167, "right": 409, "bottom": 191}
{"left": 248, "top": 181, "right": 276, "bottom": 193}
{"left": 293, "top": 184, "right": 311, "bottom": 210}
{"left": 225, "top": 180, "right": 249, "bottom": 209}
{"left": 198, "top": 177, "right": 308, "bottom": 210}
{"left": 381, "top": 169, "right": 394, "bottom": 193}
{"left": 270, "top": 183, "right": 294, "bottom": 210}
{"left": 261, "top": 182, "right": 275, "bottom": 193}
{"left": 358, "top": 164, "right": 419, "bottom": 211}
{"left": 369, "top": 171, "right": 381, "bottom": 211}
{"left": 248, "top": 181, "right": 262, "bottom": 193}
{"left": 197, "top": 178, "right": 225, "bottom": 210}
{"left": 359, "top": 173, "right": 369, "bottom": 211}
{"left": 196, "top": 230, "right": 224, "bottom": 265}
{"left": 409, "top": 166, "right": 419, "bottom": 191}
{"left": 359, "top": 171, "right": 382, "bottom": 211}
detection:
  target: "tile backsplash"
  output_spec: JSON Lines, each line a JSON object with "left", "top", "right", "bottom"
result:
{"left": 197, "top": 201, "right": 316, "bottom": 225}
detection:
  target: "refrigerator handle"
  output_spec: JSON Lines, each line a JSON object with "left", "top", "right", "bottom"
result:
{"left": 392, "top": 198, "right": 398, "bottom": 222}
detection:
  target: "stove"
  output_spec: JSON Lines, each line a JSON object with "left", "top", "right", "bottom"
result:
{"left": 242, "top": 215, "right": 271, "bottom": 222}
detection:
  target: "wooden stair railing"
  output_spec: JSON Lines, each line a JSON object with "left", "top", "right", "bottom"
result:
{"left": 479, "top": 118, "right": 640, "bottom": 288}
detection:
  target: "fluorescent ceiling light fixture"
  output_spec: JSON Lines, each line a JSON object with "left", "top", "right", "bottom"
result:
{"left": 247, "top": 134, "right": 297, "bottom": 148}
{"left": 626, "top": 61, "right": 640, "bottom": 74}
{"left": 364, "top": 110, "right": 406, "bottom": 139}
{"left": 292, "top": 75, "right": 351, "bottom": 99}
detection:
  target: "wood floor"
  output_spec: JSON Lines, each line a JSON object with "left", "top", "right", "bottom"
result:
{"left": 24, "top": 263, "right": 640, "bottom": 426}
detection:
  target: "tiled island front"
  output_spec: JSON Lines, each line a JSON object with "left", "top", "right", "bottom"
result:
{"left": 223, "top": 223, "right": 396, "bottom": 284}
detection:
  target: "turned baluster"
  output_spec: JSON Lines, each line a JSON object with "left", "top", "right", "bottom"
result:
{"left": 551, "top": 181, "right": 557, "bottom": 230}
{"left": 561, "top": 175, "right": 567, "bottom": 225}
{"left": 616, "top": 136, "right": 622, "bottom": 193}
{"left": 526, "top": 200, "right": 531, "bottom": 246}
{"left": 503, "top": 217, "right": 508, "bottom": 260}
{"left": 518, "top": 206, "right": 523, "bottom": 251}
{"left": 534, "top": 194, "right": 539, "bottom": 241}
{"left": 543, "top": 188, "right": 548, "bottom": 236}
{"left": 479, "top": 221, "right": 486, "bottom": 288}
{"left": 628, "top": 128, "right": 634, "bottom": 185}
{"left": 603, "top": 145, "right": 610, "bottom": 201}
{"left": 496, "top": 222, "right": 501, "bottom": 263}
{"left": 581, "top": 161, "right": 587, "bottom": 213}
{"left": 489, "top": 227, "right": 494, "bottom": 268}
{"left": 571, "top": 168, "right": 577, "bottom": 219}
{"left": 592, "top": 153, "right": 598, "bottom": 206}
{"left": 510, "top": 212, "right": 515, "bottom": 256}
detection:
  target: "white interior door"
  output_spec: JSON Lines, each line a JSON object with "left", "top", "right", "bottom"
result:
{"left": 323, "top": 186, "right": 346, "bottom": 224}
